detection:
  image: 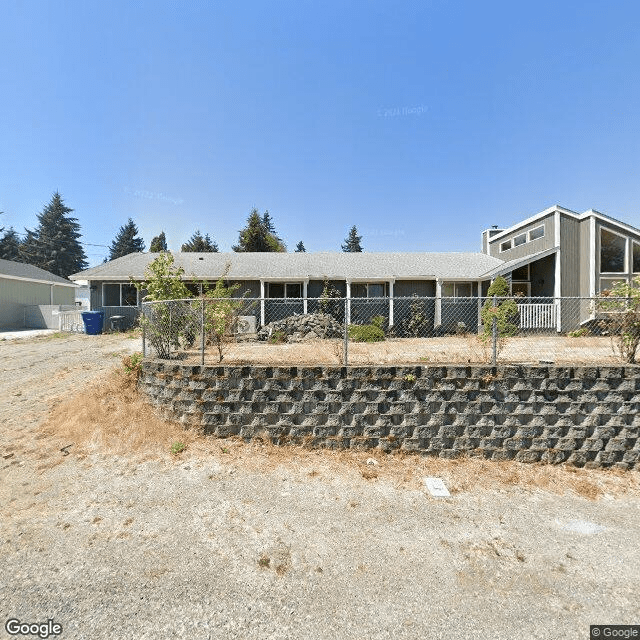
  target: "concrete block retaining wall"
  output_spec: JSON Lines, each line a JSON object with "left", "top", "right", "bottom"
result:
{"left": 139, "top": 362, "right": 640, "bottom": 470}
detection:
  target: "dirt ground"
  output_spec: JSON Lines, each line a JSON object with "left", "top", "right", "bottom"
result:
{"left": 174, "top": 335, "right": 622, "bottom": 366}
{"left": 1, "top": 333, "right": 639, "bottom": 640}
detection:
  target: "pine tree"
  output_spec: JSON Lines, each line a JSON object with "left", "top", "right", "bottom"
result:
{"left": 21, "top": 193, "right": 88, "bottom": 277}
{"left": 150, "top": 231, "right": 168, "bottom": 252}
{"left": 233, "top": 208, "right": 285, "bottom": 252}
{"left": 295, "top": 241, "right": 306, "bottom": 252}
{"left": 181, "top": 230, "right": 219, "bottom": 252}
{"left": 108, "top": 218, "right": 146, "bottom": 261}
{"left": 341, "top": 225, "right": 363, "bottom": 252}
{"left": 0, "top": 227, "right": 21, "bottom": 261}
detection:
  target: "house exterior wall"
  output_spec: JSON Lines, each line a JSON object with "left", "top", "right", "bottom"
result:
{"left": 0, "top": 277, "right": 75, "bottom": 329}
{"left": 487, "top": 213, "right": 555, "bottom": 260}
{"left": 559, "top": 213, "right": 581, "bottom": 298}
{"left": 579, "top": 219, "right": 592, "bottom": 297}
{"left": 394, "top": 280, "right": 435, "bottom": 297}
{"left": 529, "top": 255, "right": 555, "bottom": 298}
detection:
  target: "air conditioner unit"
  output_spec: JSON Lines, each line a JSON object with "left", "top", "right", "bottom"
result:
{"left": 236, "top": 315, "right": 257, "bottom": 335}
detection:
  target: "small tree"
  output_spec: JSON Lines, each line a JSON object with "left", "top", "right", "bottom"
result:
{"left": 202, "top": 267, "right": 252, "bottom": 362}
{"left": 480, "top": 276, "right": 519, "bottom": 354}
{"left": 341, "top": 225, "right": 363, "bottom": 252}
{"left": 181, "top": 230, "right": 219, "bottom": 252}
{"left": 134, "top": 253, "right": 192, "bottom": 359}
{"left": 405, "top": 294, "right": 430, "bottom": 337}
{"left": 150, "top": 231, "right": 168, "bottom": 252}
{"left": 597, "top": 277, "right": 640, "bottom": 363}
{"left": 318, "top": 276, "right": 342, "bottom": 319}
{"left": 295, "top": 241, "right": 306, "bottom": 252}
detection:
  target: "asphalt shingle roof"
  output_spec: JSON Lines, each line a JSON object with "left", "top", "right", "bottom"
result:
{"left": 70, "top": 251, "right": 505, "bottom": 282}
{"left": 0, "top": 258, "right": 76, "bottom": 286}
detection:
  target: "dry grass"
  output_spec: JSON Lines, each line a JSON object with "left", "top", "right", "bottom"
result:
{"left": 173, "top": 335, "right": 621, "bottom": 366}
{"left": 41, "top": 370, "right": 201, "bottom": 456}
{"left": 40, "top": 368, "right": 640, "bottom": 500}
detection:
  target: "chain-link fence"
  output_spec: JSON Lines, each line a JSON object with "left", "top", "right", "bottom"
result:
{"left": 141, "top": 296, "right": 638, "bottom": 366}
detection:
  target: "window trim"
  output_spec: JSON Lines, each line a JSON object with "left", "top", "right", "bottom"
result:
{"left": 528, "top": 225, "right": 544, "bottom": 241}
{"left": 442, "top": 281, "right": 474, "bottom": 298}
{"left": 266, "top": 281, "right": 303, "bottom": 299}
{"left": 513, "top": 233, "right": 527, "bottom": 247}
{"left": 102, "top": 283, "right": 139, "bottom": 307}
{"left": 599, "top": 227, "right": 628, "bottom": 274}
{"left": 500, "top": 239, "right": 512, "bottom": 253}
{"left": 351, "top": 282, "right": 389, "bottom": 298}
{"left": 633, "top": 240, "right": 640, "bottom": 274}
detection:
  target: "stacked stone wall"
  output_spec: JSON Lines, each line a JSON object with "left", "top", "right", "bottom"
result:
{"left": 139, "top": 362, "right": 640, "bottom": 469}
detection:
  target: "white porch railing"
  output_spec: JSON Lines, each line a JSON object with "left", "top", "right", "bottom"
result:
{"left": 517, "top": 303, "right": 557, "bottom": 329}
{"left": 59, "top": 310, "right": 85, "bottom": 333}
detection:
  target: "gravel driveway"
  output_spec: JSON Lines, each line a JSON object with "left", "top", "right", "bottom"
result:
{"left": 1, "top": 333, "right": 639, "bottom": 640}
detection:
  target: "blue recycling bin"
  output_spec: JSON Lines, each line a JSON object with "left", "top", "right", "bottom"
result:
{"left": 81, "top": 310, "right": 105, "bottom": 335}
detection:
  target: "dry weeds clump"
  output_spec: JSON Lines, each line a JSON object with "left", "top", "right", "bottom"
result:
{"left": 41, "top": 368, "right": 200, "bottom": 457}
{"left": 40, "top": 369, "right": 640, "bottom": 501}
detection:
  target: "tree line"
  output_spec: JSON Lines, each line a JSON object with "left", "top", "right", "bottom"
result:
{"left": 0, "top": 196, "right": 365, "bottom": 279}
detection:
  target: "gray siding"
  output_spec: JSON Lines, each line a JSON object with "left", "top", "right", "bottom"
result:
{"left": 230, "top": 280, "right": 260, "bottom": 298}
{"left": 394, "top": 280, "right": 435, "bottom": 297}
{"left": 488, "top": 213, "right": 555, "bottom": 260}
{"left": 579, "top": 219, "right": 592, "bottom": 297}
{"left": 560, "top": 213, "right": 581, "bottom": 298}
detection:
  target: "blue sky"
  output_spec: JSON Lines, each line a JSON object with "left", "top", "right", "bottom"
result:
{"left": 1, "top": 0, "right": 639, "bottom": 266}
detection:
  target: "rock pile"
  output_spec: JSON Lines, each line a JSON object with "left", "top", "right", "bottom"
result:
{"left": 257, "top": 313, "right": 343, "bottom": 342}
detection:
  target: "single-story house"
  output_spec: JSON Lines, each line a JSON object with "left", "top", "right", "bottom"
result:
{"left": 0, "top": 259, "right": 77, "bottom": 329}
{"left": 68, "top": 205, "right": 640, "bottom": 333}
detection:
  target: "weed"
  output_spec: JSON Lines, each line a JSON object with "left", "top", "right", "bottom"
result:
{"left": 123, "top": 352, "right": 143, "bottom": 379}
{"left": 403, "top": 374, "right": 416, "bottom": 383}
{"left": 348, "top": 324, "right": 385, "bottom": 343}
{"left": 568, "top": 328, "right": 589, "bottom": 338}
{"left": 170, "top": 441, "right": 186, "bottom": 455}
{"left": 268, "top": 330, "right": 287, "bottom": 345}
{"left": 258, "top": 555, "right": 271, "bottom": 568}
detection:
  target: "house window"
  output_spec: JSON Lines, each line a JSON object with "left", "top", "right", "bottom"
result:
{"left": 103, "top": 283, "right": 139, "bottom": 306}
{"left": 351, "top": 282, "right": 389, "bottom": 298}
{"left": 442, "top": 282, "right": 473, "bottom": 297}
{"left": 511, "top": 282, "right": 530, "bottom": 297}
{"left": 267, "top": 282, "right": 302, "bottom": 298}
{"left": 500, "top": 240, "right": 512, "bottom": 252}
{"left": 600, "top": 277, "right": 625, "bottom": 294}
{"left": 514, "top": 233, "right": 527, "bottom": 247}
{"left": 600, "top": 228, "right": 626, "bottom": 273}
{"left": 633, "top": 241, "right": 640, "bottom": 273}
{"left": 529, "top": 225, "right": 544, "bottom": 241}
{"left": 511, "top": 265, "right": 530, "bottom": 281}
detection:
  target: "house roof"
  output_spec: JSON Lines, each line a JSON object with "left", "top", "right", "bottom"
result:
{"left": 70, "top": 251, "right": 505, "bottom": 282}
{"left": 0, "top": 258, "right": 77, "bottom": 287}
{"left": 480, "top": 247, "right": 558, "bottom": 279}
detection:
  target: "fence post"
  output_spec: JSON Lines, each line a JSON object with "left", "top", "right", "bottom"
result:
{"left": 343, "top": 298, "right": 349, "bottom": 367}
{"left": 491, "top": 294, "right": 497, "bottom": 366}
{"left": 201, "top": 298, "right": 205, "bottom": 366}
{"left": 142, "top": 304, "right": 146, "bottom": 358}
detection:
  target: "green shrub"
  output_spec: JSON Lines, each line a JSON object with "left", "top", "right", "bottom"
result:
{"left": 268, "top": 330, "right": 286, "bottom": 344}
{"left": 371, "top": 315, "right": 386, "bottom": 330}
{"left": 568, "top": 327, "right": 589, "bottom": 338}
{"left": 122, "top": 352, "right": 143, "bottom": 378}
{"left": 348, "top": 324, "right": 385, "bottom": 342}
{"left": 170, "top": 441, "right": 186, "bottom": 455}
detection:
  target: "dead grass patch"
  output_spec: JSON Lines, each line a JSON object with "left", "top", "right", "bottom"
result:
{"left": 40, "top": 369, "right": 199, "bottom": 457}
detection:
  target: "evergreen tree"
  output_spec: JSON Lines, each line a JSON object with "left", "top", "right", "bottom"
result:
{"left": 295, "top": 241, "right": 306, "bottom": 252}
{"left": 150, "top": 231, "right": 168, "bottom": 252}
{"left": 0, "top": 227, "right": 21, "bottom": 261}
{"left": 341, "top": 225, "right": 363, "bottom": 252}
{"left": 181, "top": 230, "right": 219, "bottom": 252}
{"left": 233, "top": 208, "right": 285, "bottom": 252}
{"left": 108, "top": 218, "right": 146, "bottom": 261}
{"left": 21, "top": 193, "right": 88, "bottom": 277}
